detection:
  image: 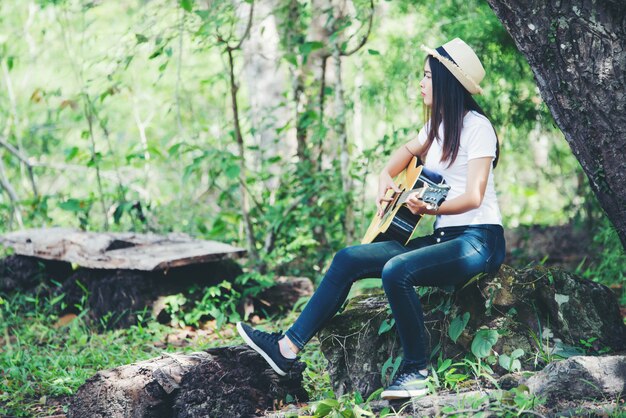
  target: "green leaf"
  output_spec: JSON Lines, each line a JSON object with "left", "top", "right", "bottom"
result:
{"left": 49, "top": 293, "right": 65, "bottom": 306}
{"left": 511, "top": 348, "right": 524, "bottom": 359}
{"left": 284, "top": 53, "right": 297, "bottom": 66}
{"left": 179, "top": 0, "right": 193, "bottom": 12}
{"left": 149, "top": 45, "right": 165, "bottom": 59}
{"left": 498, "top": 354, "right": 521, "bottom": 372}
{"left": 64, "top": 146, "right": 79, "bottom": 162}
{"left": 58, "top": 199, "right": 85, "bottom": 213}
{"left": 367, "top": 49, "right": 380, "bottom": 55}
{"left": 353, "top": 391, "right": 364, "bottom": 404}
{"left": 135, "top": 33, "right": 148, "bottom": 44}
{"left": 471, "top": 329, "right": 499, "bottom": 359}
{"left": 224, "top": 164, "right": 240, "bottom": 179}
{"left": 314, "top": 398, "right": 339, "bottom": 417}
{"left": 353, "top": 404, "right": 374, "bottom": 417}
{"left": 378, "top": 318, "right": 394, "bottom": 335}
{"left": 365, "top": 387, "right": 383, "bottom": 403}
{"left": 437, "top": 358, "right": 452, "bottom": 373}
{"left": 448, "top": 312, "right": 470, "bottom": 343}
{"left": 299, "top": 41, "right": 325, "bottom": 56}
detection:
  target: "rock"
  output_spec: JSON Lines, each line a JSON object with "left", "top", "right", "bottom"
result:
{"left": 524, "top": 355, "right": 626, "bottom": 404}
{"left": 68, "top": 345, "right": 308, "bottom": 418}
{"left": 319, "top": 265, "right": 626, "bottom": 398}
{"left": 405, "top": 389, "right": 501, "bottom": 417}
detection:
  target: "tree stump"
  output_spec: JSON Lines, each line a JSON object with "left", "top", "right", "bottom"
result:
{"left": 57, "top": 260, "right": 243, "bottom": 329}
{"left": 0, "top": 254, "right": 72, "bottom": 295}
{"left": 68, "top": 345, "right": 308, "bottom": 418}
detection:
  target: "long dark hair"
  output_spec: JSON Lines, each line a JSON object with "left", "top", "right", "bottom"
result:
{"left": 421, "top": 54, "right": 500, "bottom": 168}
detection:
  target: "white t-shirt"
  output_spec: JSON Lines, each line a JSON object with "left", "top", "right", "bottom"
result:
{"left": 417, "top": 111, "right": 502, "bottom": 228}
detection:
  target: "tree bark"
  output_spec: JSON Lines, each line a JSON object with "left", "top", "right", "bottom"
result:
{"left": 485, "top": 0, "right": 626, "bottom": 248}
{"left": 67, "top": 346, "right": 308, "bottom": 418}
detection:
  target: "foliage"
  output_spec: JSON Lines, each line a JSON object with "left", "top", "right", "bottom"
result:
{"left": 580, "top": 217, "right": 626, "bottom": 305}
{"left": 0, "top": 0, "right": 624, "bottom": 416}
{"left": 0, "top": 290, "right": 218, "bottom": 417}
{"left": 498, "top": 348, "right": 524, "bottom": 373}
{"left": 162, "top": 271, "right": 274, "bottom": 329}
{"left": 448, "top": 311, "right": 470, "bottom": 344}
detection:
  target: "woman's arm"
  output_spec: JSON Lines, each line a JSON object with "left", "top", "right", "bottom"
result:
{"left": 381, "top": 137, "right": 425, "bottom": 177}
{"left": 406, "top": 157, "right": 492, "bottom": 216}
{"left": 376, "top": 138, "right": 426, "bottom": 216}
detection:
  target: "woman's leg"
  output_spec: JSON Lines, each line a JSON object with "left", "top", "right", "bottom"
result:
{"left": 381, "top": 230, "right": 496, "bottom": 369}
{"left": 285, "top": 239, "right": 409, "bottom": 350}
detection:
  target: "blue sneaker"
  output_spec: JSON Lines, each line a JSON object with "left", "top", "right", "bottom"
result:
{"left": 236, "top": 322, "right": 296, "bottom": 376}
{"left": 381, "top": 365, "right": 429, "bottom": 400}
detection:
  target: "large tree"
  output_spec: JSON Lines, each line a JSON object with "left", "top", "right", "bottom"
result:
{"left": 485, "top": 0, "right": 626, "bottom": 248}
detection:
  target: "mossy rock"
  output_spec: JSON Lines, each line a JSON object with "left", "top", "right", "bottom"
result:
{"left": 319, "top": 265, "right": 626, "bottom": 398}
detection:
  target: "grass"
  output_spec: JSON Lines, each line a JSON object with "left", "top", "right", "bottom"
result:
{"left": 0, "top": 290, "right": 238, "bottom": 417}
{"left": 1, "top": 270, "right": 625, "bottom": 417}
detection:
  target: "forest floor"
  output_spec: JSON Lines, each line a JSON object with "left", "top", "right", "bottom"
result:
{"left": 1, "top": 222, "right": 625, "bottom": 417}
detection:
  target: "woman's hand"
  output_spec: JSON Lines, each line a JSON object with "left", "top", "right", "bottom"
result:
{"left": 376, "top": 172, "right": 401, "bottom": 217}
{"left": 405, "top": 191, "right": 431, "bottom": 215}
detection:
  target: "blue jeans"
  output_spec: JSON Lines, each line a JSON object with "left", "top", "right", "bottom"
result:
{"left": 285, "top": 224, "right": 505, "bottom": 370}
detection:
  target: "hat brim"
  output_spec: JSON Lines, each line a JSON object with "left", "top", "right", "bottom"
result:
{"left": 420, "top": 45, "right": 483, "bottom": 95}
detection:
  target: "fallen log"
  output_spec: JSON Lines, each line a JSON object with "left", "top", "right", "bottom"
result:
{"left": 68, "top": 345, "right": 308, "bottom": 418}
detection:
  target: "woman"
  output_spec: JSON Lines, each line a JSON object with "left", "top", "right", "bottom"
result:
{"left": 237, "top": 38, "right": 506, "bottom": 400}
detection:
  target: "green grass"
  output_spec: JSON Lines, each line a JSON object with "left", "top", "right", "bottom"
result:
{"left": 2, "top": 272, "right": 624, "bottom": 417}
{"left": 0, "top": 291, "right": 232, "bottom": 417}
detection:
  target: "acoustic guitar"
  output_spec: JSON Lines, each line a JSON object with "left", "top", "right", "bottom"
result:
{"left": 362, "top": 156, "right": 450, "bottom": 246}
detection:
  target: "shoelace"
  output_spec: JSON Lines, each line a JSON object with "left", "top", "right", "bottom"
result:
{"left": 256, "top": 329, "right": 283, "bottom": 342}
{"left": 394, "top": 371, "right": 428, "bottom": 385}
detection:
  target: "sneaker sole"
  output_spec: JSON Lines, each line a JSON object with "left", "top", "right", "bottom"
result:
{"left": 236, "top": 322, "right": 288, "bottom": 376}
{"left": 381, "top": 387, "right": 428, "bottom": 400}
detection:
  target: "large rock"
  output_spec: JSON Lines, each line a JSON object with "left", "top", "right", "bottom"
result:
{"left": 68, "top": 345, "right": 308, "bottom": 418}
{"left": 319, "top": 265, "right": 626, "bottom": 398}
{"left": 525, "top": 355, "right": 626, "bottom": 404}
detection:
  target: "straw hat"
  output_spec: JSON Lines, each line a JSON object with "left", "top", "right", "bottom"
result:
{"left": 420, "top": 38, "right": 485, "bottom": 95}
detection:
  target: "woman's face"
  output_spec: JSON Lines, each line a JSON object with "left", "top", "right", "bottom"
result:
{"left": 420, "top": 59, "right": 433, "bottom": 107}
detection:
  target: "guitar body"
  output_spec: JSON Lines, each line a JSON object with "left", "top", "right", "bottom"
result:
{"left": 362, "top": 156, "right": 449, "bottom": 246}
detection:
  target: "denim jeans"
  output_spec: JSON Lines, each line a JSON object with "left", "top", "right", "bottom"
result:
{"left": 285, "top": 224, "right": 506, "bottom": 370}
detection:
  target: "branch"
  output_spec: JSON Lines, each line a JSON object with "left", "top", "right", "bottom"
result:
{"left": 231, "top": 0, "right": 254, "bottom": 51}
{"left": 216, "top": 0, "right": 255, "bottom": 52}
{"left": 340, "top": 0, "right": 375, "bottom": 57}
{"left": 0, "top": 136, "right": 28, "bottom": 165}
{"left": 0, "top": 155, "right": 24, "bottom": 228}
{"left": 0, "top": 136, "right": 39, "bottom": 198}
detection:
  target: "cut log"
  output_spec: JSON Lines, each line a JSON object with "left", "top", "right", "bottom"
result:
{"left": 0, "top": 227, "right": 246, "bottom": 271}
{"left": 242, "top": 276, "right": 314, "bottom": 317}
{"left": 0, "top": 254, "right": 72, "bottom": 294}
{"left": 57, "top": 259, "right": 243, "bottom": 329}
{"left": 67, "top": 345, "right": 308, "bottom": 418}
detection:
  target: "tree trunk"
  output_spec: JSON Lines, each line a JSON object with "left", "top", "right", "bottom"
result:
{"left": 485, "top": 0, "right": 626, "bottom": 248}
{"left": 242, "top": 0, "right": 292, "bottom": 192}
{"left": 67, "top": 346, "right": 308, "bottom": 418}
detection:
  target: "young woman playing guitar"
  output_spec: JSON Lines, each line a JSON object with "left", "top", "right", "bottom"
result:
{"left": 238, "top": 38, "right": 506, "bottom": 400}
